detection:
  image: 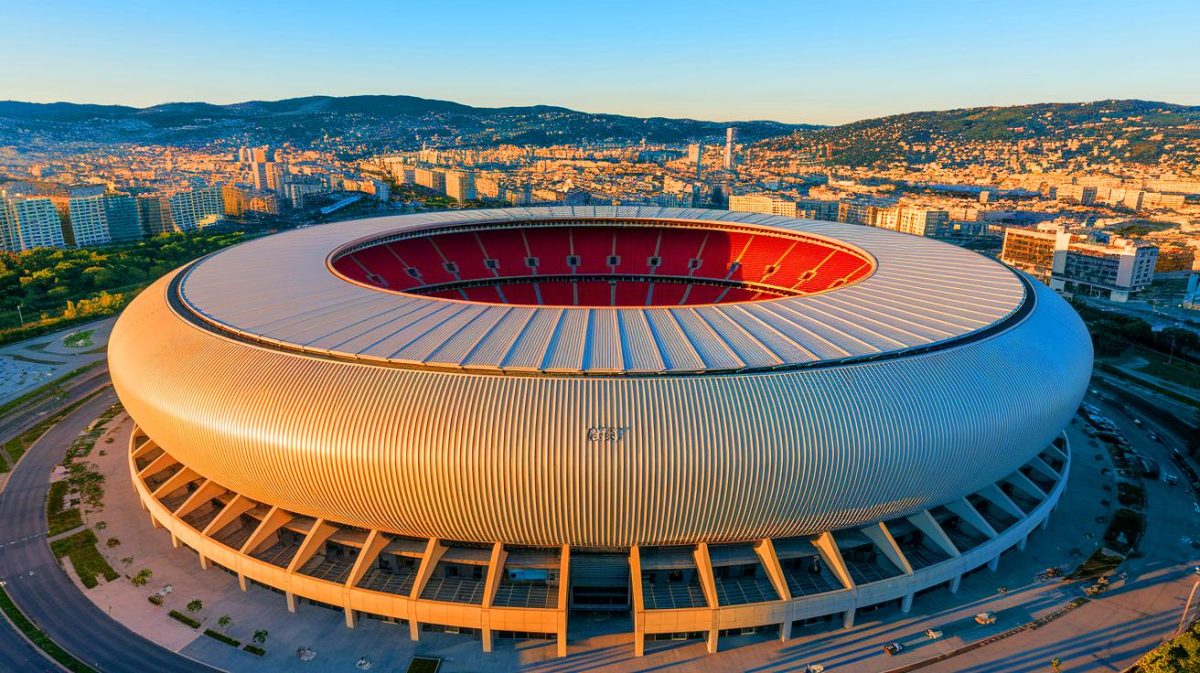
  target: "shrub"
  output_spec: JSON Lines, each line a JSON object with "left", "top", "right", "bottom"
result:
{"left": 105, "top": 538, "right": 120, "bottom": 548}
{"left": 147, "top": 595, "right": 163, "bottom": 606}
{"left": 253, "top": 629, "right": 269, "bottom": 644}
{"left": 186, "top": 599, "right": 203, "bottom": 613}
{"left": 242, "top": 644, "right": 265, "bottom": 656}
{"left": 131, "top": 568, "right": 152, "bottom": 586}
{"left": 217, "top": 614, "right": 232, "bottom": 629}
{"left": 168, "top": 610, "right": 200, "bottom": 629}
{"left": 203, "top": 629, "right": 240, "bottom": 648}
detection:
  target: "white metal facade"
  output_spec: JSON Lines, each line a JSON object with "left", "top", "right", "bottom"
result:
{"left": 109, "top": 208, "right": 1093, "bottom": 549}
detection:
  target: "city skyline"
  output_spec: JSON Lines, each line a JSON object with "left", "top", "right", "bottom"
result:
{"left": 3, "top": 0, "right": 1198, "bottom": 125}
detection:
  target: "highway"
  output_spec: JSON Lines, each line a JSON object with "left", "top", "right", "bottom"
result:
{"left": 0, "top": 377, "right": 221, "bottom": 673}
{"left": 0, "top": 364, "right": 111, "bottom": 445}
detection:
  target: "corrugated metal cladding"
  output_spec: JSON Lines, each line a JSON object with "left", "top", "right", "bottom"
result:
{"left": 110, "top": 237, "right": 1093, "bottom": 547}
{"left": 175, "top": 207, "right": 1026, "bottom": 375}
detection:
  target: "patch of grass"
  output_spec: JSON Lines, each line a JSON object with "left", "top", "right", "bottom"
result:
{"left": 1068, "top": 548, "right": 1125, "bottom": 580}
{"left": 62, "top": 330, "right": 94, "bottom": 349}
{"left": 1094, "top": 362, "right": 1200, "bottom": 411}
{"left": 1124, "top": 346, "right": 1200, "bottom": 390}
{"left": 1116, "top": 481, "right": 1147, "bottom": 510}
{"left": 1106, "top": 508, "right": 1148, "bottom": 553}
{"left": 49, "top": 530, "right": 119, "bottom": 589}
{"left": 203, "top": 629, "right": 240, "bottom": 648}
{"left": 0, "top": 584, "right": 99, "bottom": 673}
{"left": 407, "top": 656, "right": 442, "bottom": 673}
{"left": 47, "top": 480, "right": 83, "bottom": 536}
{"left": 168, "top": 610, "right": 200, "bottom": 629}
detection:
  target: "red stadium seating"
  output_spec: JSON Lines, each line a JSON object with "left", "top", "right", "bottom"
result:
{"left": 649, "top": 283, "right": 687, "bottom": 306}
{"left": 331, "top": 224, "right": 875, "bottom": 307}
{"left": 526, "top": 228, "right": 575, "bottom": 275}
{"left": 576, "top": 281, "right": 612, "bottom": 306}
{"left": 476, "top": 229, "right": 529, "bottom": 276}
{"left": 499, "top": 283, "right": 538, "bottom": 305}
{"left": 538, "top": 280, "right": 575, "bottom": 306}
{"left": 613, "top": 228, "right": 660, "bottom": 275}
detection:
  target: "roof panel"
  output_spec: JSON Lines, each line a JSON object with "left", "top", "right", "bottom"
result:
{"left": 175, "top": 207, "right": 1027, "bottom": 375}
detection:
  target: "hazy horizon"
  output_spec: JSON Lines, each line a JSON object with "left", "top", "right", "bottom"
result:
{"left": 3, "top": 92, "right": 1196, "bottom": 128}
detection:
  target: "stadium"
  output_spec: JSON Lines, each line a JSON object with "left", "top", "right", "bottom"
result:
{"left": 108, "top": 206, "right": 1092, "bottom": 656}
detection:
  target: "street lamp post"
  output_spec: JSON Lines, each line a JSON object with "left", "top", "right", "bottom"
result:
{"left": 16, "top": 303, "right": 23, "bottom": 327}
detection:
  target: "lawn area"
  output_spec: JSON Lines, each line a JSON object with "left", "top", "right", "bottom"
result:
{"left": 47, "top": 480, "right": 83, "bottom": 535}
{"left": 0, "top": 387, "right": 105, "bottom": 473}
{"left": 63, "top": 329, "right": 94, "bottom": 349}
{"left": 407, "top": 657, "right": 442, "bottom": 673}
{"left": 50, "top": 529, "right": 119, "bottom": 589}
{"left": 1114, "top": 347, "right": 1200, "bottom": 391}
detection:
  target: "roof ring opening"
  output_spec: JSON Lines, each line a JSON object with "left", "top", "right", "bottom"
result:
{"left": 329, "top": 218, "right": 876, "bottom": 308}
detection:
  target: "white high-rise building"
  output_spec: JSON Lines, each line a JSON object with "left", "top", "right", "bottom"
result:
{"left": 169, "top": 187, "right": 224, "bottom": 231}
{"left": 728, "top": 192, "right": 797, "bottom": 217}
{"left": 68, "top": 194, "right": 113, "bottom": 247}
{"left": 897, "top": 208, "right": 949, "bottom": 237}
{"left": 445, "top": 170, "right": 476, "bottom": 202}
{"left": 0, "top": 193, "right": 65, "bottom": 251}
{"left": 723, "top": 127, "right": 737, "bottom": 170}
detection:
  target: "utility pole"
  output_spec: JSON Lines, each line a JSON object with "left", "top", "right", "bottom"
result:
{"left": 16, "top": 303, "right": 23, "bottom": 327}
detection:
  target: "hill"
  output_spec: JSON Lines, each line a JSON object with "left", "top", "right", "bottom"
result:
{"left": 0, "top": 95, "right": 810, "bottom": 154}
{"left": 756, "top": 99, "right": 1200, "bottom": 167}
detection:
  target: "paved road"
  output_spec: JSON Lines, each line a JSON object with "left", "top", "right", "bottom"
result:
{"left": 0, "top": 364, "right": 110, "bottom": 444}
{"left": 0, "top": 383, "right": 221, "bottom": 673}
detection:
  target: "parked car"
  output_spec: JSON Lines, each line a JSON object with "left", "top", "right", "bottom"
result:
{"left": 883, "top": 642, "right": 905, "bottom": 655}
{"left": 975, "top": 612, "right": 997, "bottom": 625}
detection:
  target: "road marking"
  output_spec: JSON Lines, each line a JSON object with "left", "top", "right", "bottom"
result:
{"left": 0, "top": 533, "right": 46, "bottom": 549}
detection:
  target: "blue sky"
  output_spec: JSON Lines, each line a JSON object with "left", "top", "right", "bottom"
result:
{"left": 2, "top": 0, "right": 1197, "bottom": 124}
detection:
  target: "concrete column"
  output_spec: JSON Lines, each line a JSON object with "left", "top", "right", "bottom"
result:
{"left": 705, "top": 625, "right": 719, "bottom": 655}
{"left": 901, "top": 592, "right": 914, "bottom": 614}
{"left": 170, "top": 532, "right": 179, "bottom": 548}
{"left": 1018, "top": 534, "right": 1028, "bottom": 552}
{"left": 482, "top": 627, "right": 493, "bottom": 653}
{"left": 150, "top": 513, "right": 162, "bottom": 529}
{"left": 1040, "top": 514, "right": 1051, "bottom": 531}
{"left": 238, "top": 573, "right": 247, "bottom": 592}
{"left": 344, "top": 607, "right": 356, "bottom": 629}
{"left": 843, "top": 608, "right": 856, "bottom": 629}
{"left": 779, "top": 620, "right": 792, "bottom": 641}
{"left": 630, "top": 546, "right": 646, "bottom": 657}
{"left": 988, "top": 554, "right": 1000, "bottom": 572}
{"left": 409, "top": 618, "right": 420, "bottom": 642}
{"left": 286, "top": 591, "right": 297, "bottom": 613}
{"left": 556, "top": 544, "right": 570, "bottom": 658}
{"left": 199, "top": 553, "right": 210, "bottom": 570}
{"left": 949, "top": 574, "right": 962, "bottom": 594}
